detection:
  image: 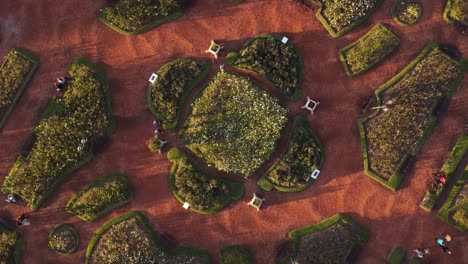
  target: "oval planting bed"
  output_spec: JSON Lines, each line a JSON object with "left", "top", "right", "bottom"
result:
{"left": 146, "top": 58, "right": 210, "bottom": 131}
{"left": 258, "top": 116, "right": 324, "bottom": 192}
{"left": 66, "top": 173, "right": 133, "bottom": 222}
{"left": 48, "top": 224, "right": 79, "bottom": 255}
{"left": 86, "top": 211, "right": 210, "bottom": 264}
{"left": 168, "top": 148, "right": 244, "bottom": 214}
{"left": 392, "top": 0, "right": 423, "bottom": 26}
{"left": 0, "top": 221, "right": 22, "bottom": 264}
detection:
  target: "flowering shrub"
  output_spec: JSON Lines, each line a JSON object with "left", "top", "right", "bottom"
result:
{"left": 232, "top": 35, "right": 300, "bottom": 97}
{"left": 1, "top": 60, "right": 114, "bottom": 210}
{"left": 365, "top": 47, "right": 462, "bottom": 180}
{"left": 266, "top": 118, "right": 322, "bottom": 188}
{"left": 393, "top": 0, "right": 423, "bottom": 25}
{"left": 0, "top": 229, "right": 19, "bottom": 263}
{"left": 48, "top": 224, "right": 79, "bottom": 254}
{"left": 101, "top": 0, "right": 181, "bottom": 32}
{"left": 318, "top": 0, "right": 378, "bottom": 32}
{"left": 341, "top": 24, "right": 400, "bottom": 76}
{"left": 149, "top": 59, "right": 205, "bottom": 129}
{"left": 444, "top": 0, "right": 468, "bottom": 25}
{"left": 181, "top": 71, "right": 288, "bottom": 177}
{"left": 66, "top": 174, "right": 132, "bottom": 222}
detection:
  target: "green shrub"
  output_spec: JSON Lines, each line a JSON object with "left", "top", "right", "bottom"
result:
{"left": 49, "top": 224, "right": 79, "bottom": 254}
{"left": 387, "top": 247, "right": 405, "bottom": 264}
{"left": 66, "top": 173, "right": 132, "bottom": 222}
{"left": 231, "top": 35, "right": 301, "bottom": 98}
{"left": 181, "top": 71, "right": 288, "bottom": 177}
{"left": 147, "top": 137, "right": 164, "bottom": 153}
{"left": 340, "top": 24, "right": 400, "bottom": 76}
{"left": 219, "top": 245, "right": 252, "bottom": 264}
{"left": 2, "top": 59, "right": 115, "bottom": 210}
{"left": 0, "top": 230, "right": 20, "bottom": 263}
{"left": 101, "top": 0, "right": 182, "bottom": 32}
{"left": 393, "top": 0, "right": 423, "bottom": 26}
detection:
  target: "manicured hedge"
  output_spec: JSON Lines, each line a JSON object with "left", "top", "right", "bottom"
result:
{"left": 99, "top": 0, "right": 183, "bottom": 35}
{"left": 219, "top": 245, "right": 252, "bottom": 264}
{"left": 437, "top": 165, "right": 468, "bottom": 231}
{"left": 86, "top": 211, "right": 210, "bottom": 264}
{"left": 180, "top": 71, "right": 288, "bottom": 177}
{"left": 48, "top": 224, "right": 79, "bottom": 255}
{"left": 0, "top": 48, "right": 39, "bottom": 129}
{"left": 358, "top": 42, "right": 466, "bottom": 191}
{"left": 258, "top": 116, "right": 324, "bottom": 192}
{"left": 387, "top": 247, "right": 405, "bottom": 264}
{"left": 392, "top": 0, "right": 423, "bottom": 26}
{"left": 279, "top": 214, "right": 369, "bottom": 264}
{"left": 314, "top": 0, "right": 383, "bottom": 37}
{"left": 146, "top": 59, "right": 210, "bottom": 131}
{"left": 420, "top": 135, "right": 468, "bottom": 211}
{"left": 66, "top": 173, "right": 133, "bottom": 222}
{"left": 227, "top": 34, "right": 303, "bottom": 100}
{"left": 339, "top": 24, "right": 400, "bottom": 77}
{"left": 1, "top": 58, "right": 115, "bottom": 210}
{"left": 0, "top": 220, "right": 22, "bottom": 264}
{"left": 168, "top": 148, "right": 244, "bottom": 214}
{"left": 443, "top": 0, "right": 468, "bottom": 25}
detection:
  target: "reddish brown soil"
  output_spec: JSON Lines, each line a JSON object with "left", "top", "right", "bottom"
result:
{"left": 0, "top": 0, "right": 467, "bottom": 264}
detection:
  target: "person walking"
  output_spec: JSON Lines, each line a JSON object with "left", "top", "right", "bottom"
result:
{"left": 436, "top": 237, "right": 451, "bottom": 254}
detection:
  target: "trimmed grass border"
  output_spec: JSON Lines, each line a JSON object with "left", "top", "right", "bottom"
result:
{"left": 0, "top": 48, "right": 40, "bottom": 129}
{"left": 358, "top": 42, "right": 466, "bottom": 191}
{"left": 48, "top": 223, "right": 79, "bottom": 255}
{"left": 85, "top": 211, "right": 210, "bottom": 264}
{"left": 258, "top": 115, "right": 324, "bottom": 192}
{"left": 167, "top": 148, "right": 245, "bottom": 214}
{"left": 146, "top": 59, "right": 211, "bottom": 131}
{"left": 420, "top": 135, "right": 468, "bottom": 211}
{"left": 314, "top": 0, "right": 384, "bottom": 37}
{"left": 387, "top": 247, "right": 406, "bottom": 264}
{"left": 437, "top": 165, "right": 468, "bottom": 231}
{"left": 66, "top": 173, "right": 133, "bottom": 222}
{"left": 99, "top": 9, "right": 183, "bottom": 35}
{"left": 219, "top": 245, "right": 253, "bottom": 264}
{"left": 227, "top": 33, "right": 303, "bottom": 101}
{"left": 339, "top": 24, "right": 400, "bottom": 77}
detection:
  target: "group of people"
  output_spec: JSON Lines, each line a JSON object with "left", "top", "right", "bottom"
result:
{"left": 16, "top": 213, "right": 30, "bottom": 227}
{"left": 414, "top": 233, "right": 453, "bottom": 259}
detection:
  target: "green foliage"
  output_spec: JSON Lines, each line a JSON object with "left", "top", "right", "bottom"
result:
{"left": 1, "top": 60, "right": 114, "bottom": 210}
{"left": 67, "top": 174, "right": 132, "bottom": 222}
{"left": 451, "top": 207, "right": 467, "bottom": 227}
{"left": 232, "top": 35, "right": 300, "bottom": 97}
{"left": 86, "top": 211, "right": 208, "bottom": 264}
{"left": 340, "top": 24, "right": 400, "bottom": 76}
{"left": 148, "top": 59, "right": 207, "bottom": 130}
{"left": 444, "top": 0, "right": 468, "bottom": 25}
{"left": 365, "top": 47, "right": 462, "bottom": 180}
{"left": 387, "top": 247, "right": 405, "bottom": 264}
{"left": 168, "top": 148, "right": 244, "bottom": 213}
{"left": 315, "top": 0, "right": 380, "bottom": 36}
{"left": 265, "top": 117, "right": 323, "bottom": 189}
{"left": 393, "top": 0, "right": 423, "bottom": 25}
{"left": 147, "top": 137, "right": 164, "bottom": 153}
{"left": 0, "top": 230, "right": 19, "bottom": 263}
{"left": 48, "top": 224, "right": 79, "bottom": 254}
{"left": 181, "top": 71, "right": 288, "bottom": 177}
{"left": 101, "top": 0, "right": 181, "bottom": 32}
{"left": 219, "top": 245, "right": 252, "bottom": 264}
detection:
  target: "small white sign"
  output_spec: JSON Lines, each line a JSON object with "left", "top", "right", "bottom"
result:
{"left": 281, "top": 36, "right": 289, "bottom": 44}
{"left": 149, "top": 73, "right": 158, "bottom": 83}
{"left": 183, "top": 202, "right": 190, "bottom": 209}
{"left": 310, "top": 169, "right": 321, "bottom": 180}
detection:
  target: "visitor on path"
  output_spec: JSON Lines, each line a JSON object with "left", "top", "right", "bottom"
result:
{"left": 16, "top": 213, "right": 28, "bottom": 222}
{"left": 436, "top": 237, "right": 452, "bottom": 254}
{"left": 440, "top": 245, "right": 451, "bottom": 254}
{"left": 16, "top": 219, "right": 31, "bottom": 227}
{"left": 5, "top": 194, "right": 16, "bottom": 203}
{"left": 154, "top": 128, "right": 162, "bottom": 135}
{"left": 55, "top": 76, "right": 67, "bottom": 92}
{"left": 413, "top": 248, "right": 429, "bottom": 259}
{"left": 153, "top": 120, "right": 162, "bottom": 127}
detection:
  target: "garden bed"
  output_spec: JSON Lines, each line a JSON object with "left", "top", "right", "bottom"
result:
{"left": 0, "top": 221, "right": 22, "bottom": 264}
{"left": 86, "top": 211, "right": 210, "bottom": 264}
{"left": 443, "top": 0, "right": 467, "bottom": 26}
{"left": 99, "top": 0, "right": 183, "bottom": 35}
{"left": 358, "top": 43, "right": 466, "bottom": 191}
{"left": 437, "top": 165, "right": 468, "bottom": 231}
{"left": 180, "top": 71, "right": 288, "bottom": 177}
{"left": 339, "top": 24, "right": 400, "bottom": 77}
{"left": 258, "top": 116, "right": 323, "bottom": 192}
{"left": 48, "top": 224, "right": 79, "bottom": 255}
{"left": 0, "top": 48, "right": 39, "bottom": 129}
{"left": 147, "top": 59, "right": 210, "bottom": 131}
{"left": 420, "top": 135, "right": 468, "bottom": 211}
{"left": 392, "top": 0, "right": 423, "bottom": 26}
{"left": 227, "top": 34, "right": 303, "bottom": 100}
{"left": 1, "top": 58, "right": 116, "bottom": 210}
{"left": 278, "top": 214, "right": 369, "bottom": 264}
{"left": 314, "top": 0, "right": 382, "bottom": 37}
{"left": 219, "top": 245, "right": 252, "bottom": 264}
{"left": 387, "top": 247, "right": 405, "bottom": 264}
{"left": 66, "top": 173, "right": 133, "bottom": 222}
{"left": 167, "top": 148, "right": 244, "bottom": 214}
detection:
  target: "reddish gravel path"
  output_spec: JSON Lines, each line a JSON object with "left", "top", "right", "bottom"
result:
{"left": 0, "top": 0, "right": 467, "bottom": 263}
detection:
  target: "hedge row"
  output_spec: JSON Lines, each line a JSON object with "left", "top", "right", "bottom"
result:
{"left": 420, "top": 135, "right": 468, "bottom": 211}
{"left": 0, "top": 48, "right": 39, "bottom": 129}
